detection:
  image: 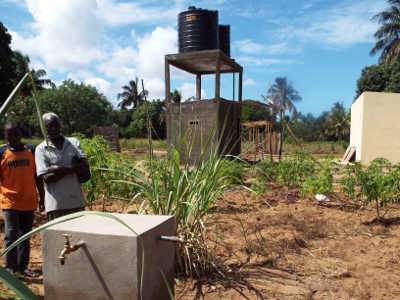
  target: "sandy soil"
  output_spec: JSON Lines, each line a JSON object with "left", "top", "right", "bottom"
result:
{"left": 0, "top": 181, "right": 400, "bottom": 299}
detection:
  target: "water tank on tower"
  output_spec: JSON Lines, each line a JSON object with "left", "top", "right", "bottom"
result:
{"left": 218, "top": 25, "right": 230, "bottom": 57}
{"left": 178, "top": 6, "right": 218, "bottom": 53}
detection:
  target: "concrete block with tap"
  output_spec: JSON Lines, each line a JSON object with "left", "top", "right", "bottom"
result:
{"left": 41, "top": 213, "right": 175, "bottom": 300}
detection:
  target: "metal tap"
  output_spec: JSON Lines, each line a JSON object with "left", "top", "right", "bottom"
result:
{"left": 58, "top": 234, "right": 85, "bottom": 265}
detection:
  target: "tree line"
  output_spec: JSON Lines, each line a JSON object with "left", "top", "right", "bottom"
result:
{"left": 1, "top": 0, "right": 399, "bottom": 143}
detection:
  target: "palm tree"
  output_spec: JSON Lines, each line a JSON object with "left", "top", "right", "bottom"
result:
{"left": 370, "top": 0, "right": 400, "bottom": 63}
{"left": 13, "top": 51, "right": 54, "bottom": 97}
{"left": 171, "top": 89, "right": 181, "bottom": 103}
{"left": 117, "top": 78, "right": 148, "bottom": 110}
{"left": 262, "top": 77, "right": 301, "bottom": 160}
{"left": 323, "top": 102, "right": 350, "bottom": 141}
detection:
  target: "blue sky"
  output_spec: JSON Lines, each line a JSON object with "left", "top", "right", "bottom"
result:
{"left": 0, "top": 0, "right": 387, "bottom": 115}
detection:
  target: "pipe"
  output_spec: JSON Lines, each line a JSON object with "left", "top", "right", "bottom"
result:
{"left": 158, "top": 235, "right": 183, "bottom": 243}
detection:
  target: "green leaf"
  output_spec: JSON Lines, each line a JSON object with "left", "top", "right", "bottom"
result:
{"left": 0, "top": 73, "right": 29, "bottom": 119}
{"left": 0, "top": 266, "right": 39, "bottom": 300}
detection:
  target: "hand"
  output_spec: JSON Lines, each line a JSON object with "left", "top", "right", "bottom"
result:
{"left": 48, "top": 165, "right": 69, "bottom": 174}
{"left": 48, "top": 165, "right": 62, "bottom": 173}
{"left": 38, "top": 200, "right": 45, "bottom": 212}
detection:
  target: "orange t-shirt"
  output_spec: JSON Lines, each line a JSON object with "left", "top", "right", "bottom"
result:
{"left": 0, "top": 144, "right": 38, "bottom": 211}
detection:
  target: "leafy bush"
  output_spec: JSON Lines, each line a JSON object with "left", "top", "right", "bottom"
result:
{"left": 340, "top": 163, "right": 361, "bottom": 201}
{"left": 301, "top": 157, "right": 336, "bottom": 198}
{"left": 77, "top": 135, "right": 140, "bottom": 206}
{"left": 356, "top": 158, "right": 400, "bottom": 219}
{"left": 257, "top": 150, "right": 316, "bottom": 189}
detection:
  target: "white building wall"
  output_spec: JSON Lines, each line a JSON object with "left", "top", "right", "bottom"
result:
{"left": 350, "top": 93, "right": 364, "bottom": 161}
{"left": 350, "top": 92, "right": 400, "bottom": 164}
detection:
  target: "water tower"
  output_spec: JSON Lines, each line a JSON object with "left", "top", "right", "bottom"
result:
{"left": 165, "top": 6, "right": 243, "bottom": 163}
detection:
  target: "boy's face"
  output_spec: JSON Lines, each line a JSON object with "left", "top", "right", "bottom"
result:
{"left": 4, "top": 127, "right": 22, "bottom": 148}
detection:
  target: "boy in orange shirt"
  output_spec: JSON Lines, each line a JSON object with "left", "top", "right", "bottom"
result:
{"left": 0, "top": 122, "right": 44, "bottom": 276}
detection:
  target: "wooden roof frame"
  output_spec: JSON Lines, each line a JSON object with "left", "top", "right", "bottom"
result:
{"left": 165, "top": 49, "right": 243, "bottom": 104}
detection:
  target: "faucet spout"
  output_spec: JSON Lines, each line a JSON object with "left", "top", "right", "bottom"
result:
{"left": 58, "top": 234, "right": 85, "bottom": 265}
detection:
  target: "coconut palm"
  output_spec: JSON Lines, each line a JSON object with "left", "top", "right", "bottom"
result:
{"left": 117, "top": 78, "right": 148, "bottom": 110}
{"left": 171, "top": 89, "right": 181, "bottom": 103}
{"left": 262, "top": 77, "right": 301, "bottom": 160}
{"left": 13, "top": 51, "right": 54, "bottom": 97}
{"left": 370, "top": 0, "right": 400, "bottom": 63}
{"left": 323, "top": 102, "right": 350, "bottom": 141}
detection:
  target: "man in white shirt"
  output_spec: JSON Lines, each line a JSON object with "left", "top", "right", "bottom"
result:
{"left": 35, "top": 112, "right": 90, "bottom": 221}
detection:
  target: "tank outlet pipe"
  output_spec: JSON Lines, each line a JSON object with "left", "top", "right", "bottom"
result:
{"left": 158, "top": 235, "right": 184, "bottom": 243}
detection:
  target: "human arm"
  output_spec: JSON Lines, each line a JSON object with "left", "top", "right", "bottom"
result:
{"left": 40, "top": 138, "right": 90, "bottom": 184}
{"left": 35, "top": 176, "right": 45, "bottom": 212}
{"left": 40, "top": 161, "right": 88, "bottom": 184}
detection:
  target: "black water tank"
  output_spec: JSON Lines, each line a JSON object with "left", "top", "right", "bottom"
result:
{"left": 218, "top": 25, "right": 230, "bottom": 57}
{"left": 178, "top": 6, "right": 218, "bottom": 53}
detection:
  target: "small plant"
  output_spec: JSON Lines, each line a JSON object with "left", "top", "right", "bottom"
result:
{"left": 301, "top": 156, "right": 336, "bottom": 198}
{"left": 76, "top": 134, "right": 140, "bottom": 208}
{"left": 256, "top": 150, "right": 315, "bottom": 190}
{"left": 340, "top": 163, "right": 362, "bottom": 202}
{"left": 356, "top": 158, "right": 400, "bottom": 220}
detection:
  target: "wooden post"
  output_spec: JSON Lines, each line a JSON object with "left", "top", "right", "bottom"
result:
{"left": 238, "top": 70, "right": 243, "bottom": 102}
{"left": 215, "top": 53, "right": 221, "bottom": 101}
{"left": 165, "top": 57, "right": 171, "bottom": 154}
{"left": 196, "top": 73, "right": 201, "bottom": 100}
{"left": 165, "top": 57, "right": 170, "bottom": 105}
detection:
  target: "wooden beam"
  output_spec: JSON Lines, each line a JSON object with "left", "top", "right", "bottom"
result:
{"left": 166, "top": 49, "right": 243, "bottom": 75}
{"left": 238, "top": 70, "right": 243, "bottom": 102}
{"left": 165, "top": 57, "right": 171, "bottom": 105}
{"left": 168, "top": 61, "right": 198, "bottom": 74}
{"left": 215, "top": 52, "right": 221, "bottom": 101}
{"left": 165, "top": 56, "right": 171, "bottom": 156}
{"left": 196, "top": 73, "right": 201, "bottom": 100}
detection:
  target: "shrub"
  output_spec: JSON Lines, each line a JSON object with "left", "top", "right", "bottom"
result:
{"left": 301, "top": 157, "right": 336, "bottom": 198}
{"left": 356, "top": 158, "right": 400, "bottom": 220}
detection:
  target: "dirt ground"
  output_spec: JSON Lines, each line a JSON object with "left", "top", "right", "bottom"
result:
{"left": 0, "top": 153, "right": 400, "bottom": 299}
{"left": 1, "top": 183, "right": 400, "bottom": 299}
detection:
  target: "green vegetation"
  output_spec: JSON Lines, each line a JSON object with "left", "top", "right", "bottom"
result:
{"left": 78, "top": 135, "right": 140, "bottom": 206}
{"left": 341, "top": 158, "right": 400, "bottom": 220}
{"left": 355, "top": 61, "right": 400, "bottom": 99}
{"left": 370, "top": 0, "right": 400, "bottom": 64}
{"left": 262, "top": 77, "right": 302, "bottom": 159}
{"left": 119, "top": 138, "right": 167, "bottom": 150}
{"left": 9, "top": 80, "right": 113, "bottom": 136}
{"left": 117, "top": 77, "right": 148, "bottom": 110}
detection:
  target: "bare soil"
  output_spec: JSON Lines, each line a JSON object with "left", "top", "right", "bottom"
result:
{"left": 1, "top": 178, "right": 400, "bottom": 299}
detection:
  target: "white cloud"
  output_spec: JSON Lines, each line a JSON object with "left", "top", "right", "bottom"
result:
{"left": 244, "top": 78, "right": 256, "bottom": 87}
{"left": 234, "top": 40, "right": 265, "bottom": 54}
{"left": 234, "top": 39, "right": 299, "bottom": 55}
{"left": 238, "top": 56, "right": 296, "bottom": 66}
{"left": 97, "top": 46, "right": 138, "bottom": 80}
{"left": 136, "top": 26, "right": 177, "bottom": 99}
{"left": 136, "top": 26, "right": 177, "bottom": 78}
{"left": 11, "top": 0, "right": 105, "bottom": 72}
{"left": 84, "top": 77, "right": 112, "bottom": 95}
{"left": 95, "top": 26, "right": 177, "bottom": 102}
{"left": 96, "top": 0, "right": 184, "bottom": 26}
{"left": 178, "top": 82, "right": 206, "bottom": 101}
{"left": 277, "top": 0, "right": 387, "bottom": 47}
{"left": 67, "top": 70, "right": 95, "bottom": 82}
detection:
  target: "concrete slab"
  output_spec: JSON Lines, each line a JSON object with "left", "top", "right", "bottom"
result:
{"left": 41, "top": 213, "right": 175, "bottom": 300}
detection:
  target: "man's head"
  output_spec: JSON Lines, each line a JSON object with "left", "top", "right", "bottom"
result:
{"left": 4, "top": 122, "right": 22, "bottom": 148}
{"left": 43, "top": 112, "right": 62, "bottom": 140}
